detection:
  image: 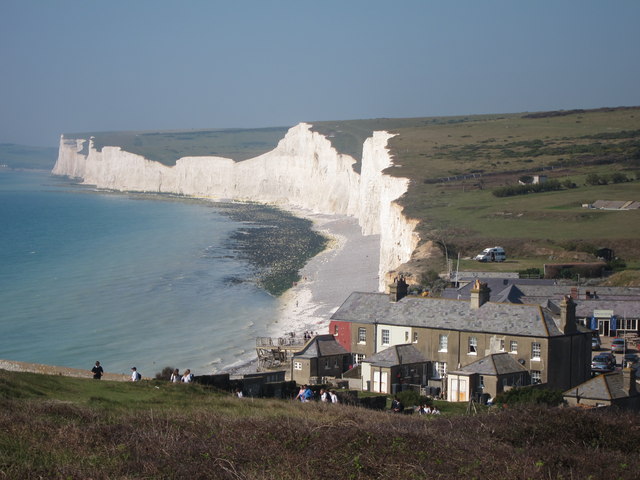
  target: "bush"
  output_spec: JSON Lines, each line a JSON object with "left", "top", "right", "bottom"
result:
{"left": 155, "top": 366, "right": 175, "bottom": 381}
{"left": 495, "top": 387, "right": 564, "bottom": 407}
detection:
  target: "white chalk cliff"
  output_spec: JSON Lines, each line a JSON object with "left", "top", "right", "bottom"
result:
{"left": 53, "top": 123, "right": 419, "bottom": 291}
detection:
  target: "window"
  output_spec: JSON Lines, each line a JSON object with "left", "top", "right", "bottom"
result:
{"left": 324, "top": 359, "right": 331, "bottom": 370}
{"left": 510, "top": 341, "right": 518, "bottom": 353}
{"left": 433, "top": 361, "right": 447, "bottom": 379}
{"left": 381, "top": 329, "right": 390, "bottom": 346}
{"left": 499, "top": 339, "right": 505, "bottom": 352}
{"left": 413, "top": 332, "right": 418, "bottom": 343}
{"left": 405, "top": 331, "right": 409, "bottom": 342}
{"left": 531, "top": 342, "right": 541, "bottom": 361}
{"left": 438, "top": 334, "right": 448, "bottom": 352}
{"left": 333, "top": 324, "right": 339, "bottom": 336}
{"left": 468, "top": 336, "right": 478, "bottom": 355}
{"left": 334, "top": 358, "right": 340, "bottom": 368}
{"left": 293, "top": 361, "right": 302, "bottom": 371}
{"left": 354, "top": 353, "right": 365, "bottom": 365}
{"left": 531, "top": 370, "right": 541, "bottom": 384}
{"left": 358, "top": 327, "right": 366, "bottom": 343}
{"left": 479, "top": 375, "right": 485, "bottom": 389}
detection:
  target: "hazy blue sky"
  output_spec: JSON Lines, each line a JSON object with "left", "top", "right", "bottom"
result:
{"left": 1, "top": 0, "right": 639, "bottom": 146}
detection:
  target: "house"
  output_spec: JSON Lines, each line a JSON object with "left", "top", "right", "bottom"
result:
{"left": 563, "top": 368, "right": 640, "bottom": 409}
{"left": 447, "top": 352, "right": 529, "bottom": 402}
{"left": 361, "top": 344, "right": 428, "bottom": 394}
{"left": 330, "top": 279, "right": 592, "bottom": 397}
{"left": 290, "top": 334, "right": 350, "bottom": 385}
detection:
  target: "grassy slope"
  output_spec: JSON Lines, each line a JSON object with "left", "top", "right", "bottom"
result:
{"left": 0, "top": 143, "right": 58, "bottom": 170}
{"left": 316, "top": 108, "right": 640, "bottom": 276}
{"left": 2, "top": 369, "right": 640, "bottom": 479}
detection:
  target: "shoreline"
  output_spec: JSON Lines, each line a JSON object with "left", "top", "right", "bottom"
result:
{"left": 224, "top": 211, "right": 380, "bottom": 376}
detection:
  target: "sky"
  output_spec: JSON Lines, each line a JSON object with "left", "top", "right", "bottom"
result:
{"left": 1, "top": 0, "right": 639, "bottom": 147}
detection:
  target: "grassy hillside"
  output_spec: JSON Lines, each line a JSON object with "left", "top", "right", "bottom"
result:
{"left": 2, "top": 369, "right": 640, "bottom": 479}
{"left": 315, "top": 108, "right": 640, "bottom": 278}
{"left": 0, "top": 143, "right": 58, "bottom": 170}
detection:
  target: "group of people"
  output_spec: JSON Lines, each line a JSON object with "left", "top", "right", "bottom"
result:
{"left": 390, "top": 396, "right": 441, "bottom": 415}
{"left": 90, "top": 361, "right": 194, "bottom": 383}
{"left": 295, "top": 385, "right": 339, "bottom": 403}
{"left": 416, "top": 404, "right": 440, "bottom": 415}
{"left": 170, "top": 368, "right": 194, "bottom": 383}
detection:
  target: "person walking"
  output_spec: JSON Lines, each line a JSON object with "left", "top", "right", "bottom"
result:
{"left": 131, "top": 367, "right": 141, "bottom": 382}
{"left": 91, "top": 361, "right": 103, "bottom": 380}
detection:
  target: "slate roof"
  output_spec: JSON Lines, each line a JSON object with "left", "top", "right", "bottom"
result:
{"left": 564, "top": 370, "right": 639, "bottom": 401}
{"left": 449, "top": 353, "right": 528, "bottom": 376}
{"left": 363, "top": 344, "right": 428, "bottom": 368}
{"left": 331, "top": 292, "right": 565, "bottom": 338}
{"left": 293, "top": 334, "right": 349, "bottom": 359}
{"left": 442, "top": 281, "right": 640, "bottom": 319}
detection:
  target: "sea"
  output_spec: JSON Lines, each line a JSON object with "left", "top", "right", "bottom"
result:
{"left": 0, "top": 169, "right": 284, "bottom": 377}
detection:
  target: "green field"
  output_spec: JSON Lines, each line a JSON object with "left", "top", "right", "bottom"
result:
{"left": 315, "top": 108, "right": 640, "bottom": 278}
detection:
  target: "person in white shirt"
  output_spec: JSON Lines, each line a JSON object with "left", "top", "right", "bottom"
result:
{"left": 330, "top": 390, "right": 339, "bottom": 404}
{"left": 181, "top": 369, "right": 193, "bottom": 383}
{"left": 130, "top": 367, "right": 141, "bottom": 382}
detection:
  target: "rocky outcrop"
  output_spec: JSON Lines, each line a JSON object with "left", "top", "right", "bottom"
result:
{"left": 53, "top": 123, "right": 419, "bottom": 291}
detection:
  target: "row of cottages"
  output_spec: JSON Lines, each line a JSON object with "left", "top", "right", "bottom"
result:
{"left": 325, "top": 278, "right": 592, "bottom": 402}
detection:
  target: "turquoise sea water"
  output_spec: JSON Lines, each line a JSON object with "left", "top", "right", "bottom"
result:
{"left": 0, "top": 169, "right": 279, "bottom": 376}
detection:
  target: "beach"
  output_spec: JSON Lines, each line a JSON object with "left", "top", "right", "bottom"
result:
{"left": 225, "top": 211, "right": 381, "bottom": 375}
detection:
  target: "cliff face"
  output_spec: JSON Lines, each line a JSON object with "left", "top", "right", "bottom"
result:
{"left": 53, "top": 123, "right": 419, "bottom": 291}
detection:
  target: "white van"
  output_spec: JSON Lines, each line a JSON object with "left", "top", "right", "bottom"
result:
{"left": 474, "top": 247, "right": 506, "bottom": 262}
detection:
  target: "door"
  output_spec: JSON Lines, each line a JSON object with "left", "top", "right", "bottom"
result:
{"left": 450, "top": 377, "right": 468, "bottom": 402}
{"left": 457, "top": 379, "right": 467, "bottom": 402}
{"left": 381, "top": 372, "right": 388, "bottom": 393}
{"left": 373, "top": 371, "right": 380, "bottom": 392}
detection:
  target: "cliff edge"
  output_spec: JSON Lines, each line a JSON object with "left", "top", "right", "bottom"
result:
{"left": 53, "top": 123, "right": 419, "bottom": 292}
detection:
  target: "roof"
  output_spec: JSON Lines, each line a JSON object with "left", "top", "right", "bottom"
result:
{"left": 449, "top": 353, "right": 528, "bottom": 376}
{"left": 564, "top": 369, "right": 639, "bottom": 401}
{"left": 363, "top": 344, "right": 428, "bottom": 368}
{"left": 331, "top": 292, "right": 565, "bottom": 338}
{"left": 293, "top": 334, "right": 349, "bottom": 359}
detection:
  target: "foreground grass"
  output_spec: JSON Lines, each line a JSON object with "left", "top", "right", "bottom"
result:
{"left": 2, "top": 370, "right": 640, "bottom": 479}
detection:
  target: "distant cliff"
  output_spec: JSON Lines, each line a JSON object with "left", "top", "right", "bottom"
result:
{"left": 53, "top": 123, "right": 419, "bottom": 291}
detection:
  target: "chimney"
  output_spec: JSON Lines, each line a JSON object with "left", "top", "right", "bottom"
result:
{"left": 559, "top": 295, "right": 577, "bottom": 334}
{"left": 470, "top": 279, "right": 490, "bottom": 309}
{"left": 622, "top": 368, "right": 637, "bottom": 396}
{"left": 389, "top": 275, "right": 408, "bottom": 303}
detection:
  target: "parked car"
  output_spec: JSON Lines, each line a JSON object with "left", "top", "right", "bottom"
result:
{"left": 473, "top": 246, "right": 506, "bottom": 262}
{"left": 623, "top": 353, "right": 639, "bottom": 365}
{"left": 591, "top": 353, "right": 616, "bottom": 372}
{"left": 611, "top": 338, "right": 626, "bottom": 353}
{"left": 591, "top": 337, "right": 601, "bottom": 350}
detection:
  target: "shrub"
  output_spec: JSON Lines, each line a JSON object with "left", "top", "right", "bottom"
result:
{"left": 155, "top": 366, "right": 175, "bottom": 381}
{"left": 495, "top": 387, "right": 564, "bottom": 407}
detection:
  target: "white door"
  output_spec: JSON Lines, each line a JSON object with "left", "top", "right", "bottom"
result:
{"left": 381, "top": 372, "right": 388, "bottom": 393}
{"left": 373, "top": 371, "right": 380, "bottom": 392}
{"left": 449, "top": 377, "right": 468, "bottom": 402}
{"left": 458, "top": 379, "right": 467, "bottom": 401}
